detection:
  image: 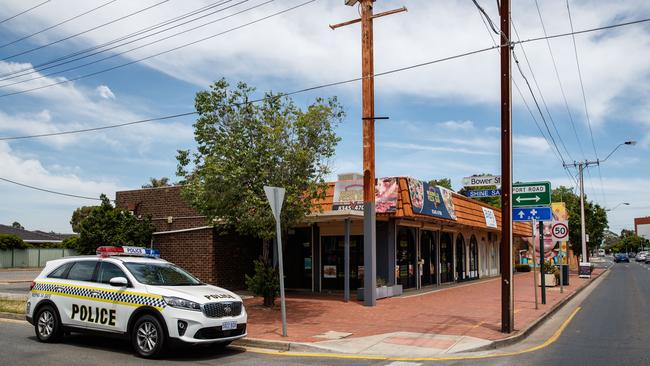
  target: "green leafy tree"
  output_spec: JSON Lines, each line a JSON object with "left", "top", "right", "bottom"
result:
{"left": 70, "top": 206, "right": 96, "bottom": 233}
{"left": 76, "top": 195, "right": 155, "bottom": 254}
{"left": 11, "top": 222, "right": 24, "bottom": 230}
{"left": 142, "top": 177, "right": 172, "bottom": 188}
{"left": 176, "top": 79, "right": 343, "bottom": 242}
{"left": 428, "top": 178, "right": 453, "bottom": 190}
{"left": 608, "top": 235, "right": 648, "bottom": 254}
{"left": 458, "top": 173, "right": 501, "bottom": 208}
{"left": 0, "top": 234, "right": 30, "bottom": 250}
{"left": 552, "top": 186, "right": 608, "bottom": 259}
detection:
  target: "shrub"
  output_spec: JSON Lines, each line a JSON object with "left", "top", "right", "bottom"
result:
{"left": 542, "top": 260, "right": 559, "bottom": 275}
{"left": 0, "top": 234, "right": 29, "bottom": 250}
{"left": 245, "top": 258, "right": 280, "bottom": 307}
{"left": 61, "top": 236, "right": 79, "bottom": 250}
{"left": 515, "top": 263, "right": 531, "bottom": 272}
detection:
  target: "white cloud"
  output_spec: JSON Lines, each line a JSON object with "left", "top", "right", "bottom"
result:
{"left": 514, "top": 135, "right": 551, "bottom": 154}
{"left": 437, "top": 120, "right": 475, "bottom": 131}
{"left": 96, "top": 85, "right": 115, "bottom": 100}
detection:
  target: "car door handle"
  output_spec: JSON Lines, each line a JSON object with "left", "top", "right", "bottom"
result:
{"left": 55, "top": 286, "right": 64, "bottom": 292}
{"left": 90, "top": 291, "right": 100, "bottom": 297}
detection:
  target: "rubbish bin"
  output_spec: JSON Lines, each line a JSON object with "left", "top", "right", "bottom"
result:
{"left": 556, "top": 264, "right": 569, "bottom": 285}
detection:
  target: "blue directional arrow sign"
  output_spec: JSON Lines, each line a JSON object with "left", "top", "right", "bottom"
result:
{"left": 512, "top": 207, "right": 552, "bottom": 222}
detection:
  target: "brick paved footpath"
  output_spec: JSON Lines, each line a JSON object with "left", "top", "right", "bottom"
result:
{"left": 244, "top": 269, "right": 605, "bottom": 343}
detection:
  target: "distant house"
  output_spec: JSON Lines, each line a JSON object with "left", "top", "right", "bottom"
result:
{"left": 0, "top": 224, "right": 75, "bottom": 244}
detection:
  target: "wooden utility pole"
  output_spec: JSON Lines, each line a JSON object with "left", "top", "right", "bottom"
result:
{"left": 499, "top": 0, "right": 514, "bottom": 333}
{"left": 330, "top": 1, "right": 406, "bottom": 306}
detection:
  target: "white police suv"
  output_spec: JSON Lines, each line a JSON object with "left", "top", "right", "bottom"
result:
{"left": 26, "top": 246, "right": 247, "bottom": 358}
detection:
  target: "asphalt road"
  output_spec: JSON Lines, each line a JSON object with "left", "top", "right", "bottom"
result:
{"left": 1, "top": 260, "right": 648, "bottom": 366}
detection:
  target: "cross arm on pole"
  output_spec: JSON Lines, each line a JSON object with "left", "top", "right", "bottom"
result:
{"left": 329, "top": 6, "right": 407, "bottom": 29}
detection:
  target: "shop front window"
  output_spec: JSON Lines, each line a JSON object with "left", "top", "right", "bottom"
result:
{"left": 440, "top": 232, "right": 454, "bottom": 283}
{"left": 396, "top": 227, "right": 416, "bottom": 289}
{"left": 469, "top": 235, "right": 479, "bottom": 279}
{"left": 456, "top": 234, "right": 466, "bottom": 281}
{"left": 321, "top": 235, "right": 363, "bottom": 290}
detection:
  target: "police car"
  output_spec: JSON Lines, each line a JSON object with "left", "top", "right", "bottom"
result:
{"left": 26, "top": 246, "right": 247, "bottom": 358}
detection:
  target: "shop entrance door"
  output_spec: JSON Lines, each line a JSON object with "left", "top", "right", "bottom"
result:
{"left": 285, "top": 228, "right": 312, "bottom": 289}
{"left": 440, "top": 232, "right": 454, "bottom": 283}
{"left": 456, "top": 234, "right": 466, "bottom": 281}
{"left": 420, "top": 231, "right": 437, "bottom": 286}
{"left": 469, "top": 235, "right": 479, "bottom": 279}
{"left": 396, "top": 227, "right": 416, "bottom": 289}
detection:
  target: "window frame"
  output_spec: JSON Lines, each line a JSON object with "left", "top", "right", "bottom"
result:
{"left": 96, "top": 260, "right": 131, "bottom": 286}
{"left": 46, "top": 262, "right": 74, "bottom": 279}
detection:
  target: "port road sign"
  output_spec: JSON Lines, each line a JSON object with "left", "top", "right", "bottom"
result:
{"left": 512, "top": 181, "right": 551, "bottom": 207}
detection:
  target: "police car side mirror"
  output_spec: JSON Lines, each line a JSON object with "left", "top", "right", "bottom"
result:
{"left": 109, "top": 277, "right": 128, "bottom": 287}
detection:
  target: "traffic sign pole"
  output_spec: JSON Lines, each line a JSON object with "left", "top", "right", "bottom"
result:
{"left": 532, "top": 218, "right": 538, "bottom": 310}
{"left": 264, "top": 186, "right": 287, "bottom": 337}
{"left": 539, "top": 221, "right": 546, "bottom": 305}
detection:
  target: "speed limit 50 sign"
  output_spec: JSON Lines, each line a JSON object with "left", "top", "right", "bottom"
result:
{"left": 552, "top": 221, "right": 569, "bottom": 241}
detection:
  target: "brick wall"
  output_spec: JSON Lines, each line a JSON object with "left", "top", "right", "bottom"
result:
{"left": 154, "top": 228, "right": 217, "bottom": 284}
{"left": 116, "top": 186, "right": 262, "bottom": 289}
{"left": 115, "top": 186, "right": 208, "bottom": 232}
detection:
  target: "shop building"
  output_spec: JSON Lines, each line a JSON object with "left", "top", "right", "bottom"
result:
{"left": 115, "top": 176, "right": 530, "bottom": 293}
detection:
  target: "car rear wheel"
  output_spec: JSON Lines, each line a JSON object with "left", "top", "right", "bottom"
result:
{"left": 34, "top": 305, "right": 63, "bottom": 342}
{"left": 132, "top": 315, "right": 166, "bottom": 358}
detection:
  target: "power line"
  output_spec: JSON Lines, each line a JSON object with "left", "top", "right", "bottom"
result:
{"left": 0, "top": 0, "right": 242, "bottom": 83}
{"left": 0, "top": 0, "right": 118, "bottom": 50}
{"left": 0, "top": 177, "right": 102, "bottom": 201}
{"left": 512, "top": 19, "right": 574, "bottom": 162}
{"left": 1, "top": 14, "right": 649, "bottom": 139}
{"left": 534, "top": 0, "right": 586, "bottom": 161}
{"left": 0, "top": 0, "right": 170, "bottom": 62}
{"left": 0, "top": 112, "right": 197, "bottom": 141}
{"left": 472, "top": 0, "right": 577, "bottom": 186}
{"left": 566, "top": 0, "right": 607, "bottom": 207}
{"left": 0, "top": 0, "right": 51, "bottom": 26}
{"left": 0, "top": 0, "right": 314, "bottom": 98}
{"left": 0, "top": 0, "right": 259, "bottom": 90}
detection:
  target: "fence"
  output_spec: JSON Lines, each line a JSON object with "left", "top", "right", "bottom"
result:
{"left": 0, "top": 248, "right": 78, "bottom": 269}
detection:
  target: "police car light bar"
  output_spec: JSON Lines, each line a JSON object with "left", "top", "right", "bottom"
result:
{"left": 96, "top": 246, "right": 160, "bottom": 258}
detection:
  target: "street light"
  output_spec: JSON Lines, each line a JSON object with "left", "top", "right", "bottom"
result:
{"left": 606, "top": 202, "right": 630, "bottom": 212}
{"left": 563, "top": 140, "right": 636, "bottom": 271}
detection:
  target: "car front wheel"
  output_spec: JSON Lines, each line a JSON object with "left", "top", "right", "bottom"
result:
{"left": 132, "top": 315, "right": 166, "bottom": 358}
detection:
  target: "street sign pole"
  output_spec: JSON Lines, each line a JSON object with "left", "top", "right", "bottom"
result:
{"left": 539, "top": 221, "right": 546, "bottom": 305}
{"left": 264, "top": 186, "right": 287, "bottom": 337}
{"left": 532, "top": 218, "right": 538, "bottom": 310}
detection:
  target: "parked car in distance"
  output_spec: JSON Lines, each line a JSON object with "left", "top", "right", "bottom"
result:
{"left": 598, "top": 249, "right": 606, "bottom": 256}
{"left": 636, "top": 252, "right": 648, "bottom": 262}
{"left": 614, "top": 253, "right": 630, "bottom": 263}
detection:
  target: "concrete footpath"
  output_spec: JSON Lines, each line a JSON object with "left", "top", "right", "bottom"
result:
{"left": 236, "top": 268, "right": 606, "bottom": 357}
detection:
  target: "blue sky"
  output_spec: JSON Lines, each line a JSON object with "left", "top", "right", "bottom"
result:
{"left": 0, "top": 0, "right": 648, "bottom": 235}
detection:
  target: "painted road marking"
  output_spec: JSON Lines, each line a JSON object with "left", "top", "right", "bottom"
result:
{"left": 243, "top": 307, "right": 583, "bottom": 362}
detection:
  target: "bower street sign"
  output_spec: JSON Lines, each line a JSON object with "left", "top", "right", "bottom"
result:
{"left": 512, "top": 181, "right": 551, "bottom": 207}
{"left": 512, "top": 207, "right": 552, "bottom": 222}
{"left": 462, "top": 175, "right": 501, "bottom": 187}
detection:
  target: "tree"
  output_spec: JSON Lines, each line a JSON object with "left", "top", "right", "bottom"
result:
{"left": 11, "top": 222, "right": 24, "bottom": 230}
{"left": 458, "top": 173, "right": 501, "bottom": 208}
{"left": 428, "top": 178, "right": 453, "bottom": 190}
{"left": 76, "top": 195, "right": 155, "bottom": 255}
{"left": 142, "top": 177, "right": 172, "bottom": 188}
{"left": 608, "top": 235, "right": 647, "bottom": 254}
{"left": 176, "top": 79, "right": 343, "bottom": 243}
{"left": 70, "top": 206, "right": 96, "bottom": 233}
{"left": 552, "top": 186, "right": 608, "bottom": 259}
{"left": 0, "top": 234, "right": 29, "bottom": 250}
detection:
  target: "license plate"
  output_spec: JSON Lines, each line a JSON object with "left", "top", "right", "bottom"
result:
{"left": 222, "top": 321, "right": 237, "bottom": 330}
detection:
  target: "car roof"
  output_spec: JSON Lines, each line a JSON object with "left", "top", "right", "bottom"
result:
{"left": 46, "top": 255, "right": 167, "bottom": 266}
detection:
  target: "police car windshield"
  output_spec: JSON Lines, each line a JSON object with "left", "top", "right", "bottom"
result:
{"left": 124, "top": 263, "right": 203, "bottom": 286}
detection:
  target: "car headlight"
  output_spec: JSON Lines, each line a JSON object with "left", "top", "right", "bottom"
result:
{"left": 163, "top": 296, "right": 201, "bottom": 311}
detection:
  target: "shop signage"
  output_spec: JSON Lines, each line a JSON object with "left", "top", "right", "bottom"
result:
{"left": 482, "top": 207, "right": 498, "bottom": 228}
{"left": 462, "top": 175, "right": 501, "bottom": 187}
{"left": 513, "top": 181, "right": 551, "bottom": 207}
{"left": 332, "top": 177, "right": 398, "bottom": 213}
{"left": 513, "top": 207, "right": 552, "bottom": 222}
{"left": 406, "top": 178, "right": 457, "bottom": 220}
{"left": 323, "top": 265, "right": 337, "bottom": 278}
{"left": 467, "top": 189, "right": 501, "bottom": 198}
